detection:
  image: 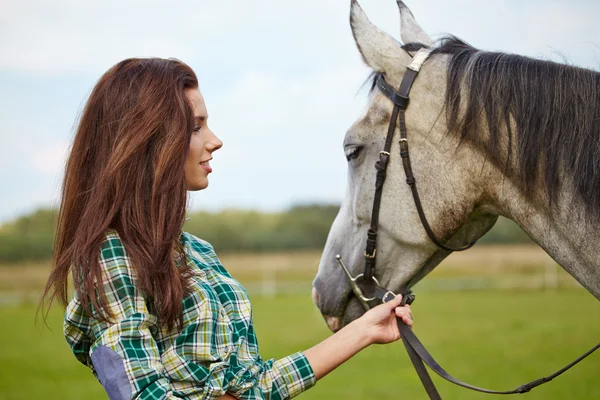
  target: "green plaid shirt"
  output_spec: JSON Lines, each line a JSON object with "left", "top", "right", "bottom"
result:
{"left": 64, "top": 230, "right": 316, "bottom": 399}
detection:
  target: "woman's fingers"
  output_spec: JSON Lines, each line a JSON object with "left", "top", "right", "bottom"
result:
{"left": 387, "top": 294, "right": 403, "bottom": 308}
{"left": 395, "top": 304, "right": 413, "bottom": 327}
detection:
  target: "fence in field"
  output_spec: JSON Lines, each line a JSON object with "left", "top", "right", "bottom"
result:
{"left": 246, "top": 260, "right": 584, "bottom": 299}
{"left": 0, "top": 246, "right": 586, "bottom": 306}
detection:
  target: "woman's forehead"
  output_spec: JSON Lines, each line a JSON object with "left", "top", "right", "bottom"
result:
{"left": 185, "top": 88, "right": 207, "bottom": 116}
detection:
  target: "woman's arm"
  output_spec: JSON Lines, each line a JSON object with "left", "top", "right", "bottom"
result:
{"left": 303, "top": 295, "right": 412, "bottom": 380}
{"left": 229, "top": 295, "right": 413, "bottom": 400}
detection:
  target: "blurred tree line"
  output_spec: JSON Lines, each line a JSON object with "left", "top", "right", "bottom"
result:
{"left": 0, "top": 204, "right": 532, "bottom": 264}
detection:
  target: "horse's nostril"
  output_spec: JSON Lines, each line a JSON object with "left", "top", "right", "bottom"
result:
{"left": 311, "top": 287, "right": 319, "bottom": 306}
{"left": 324, "top": 315, "right": 342, "bottom": 332}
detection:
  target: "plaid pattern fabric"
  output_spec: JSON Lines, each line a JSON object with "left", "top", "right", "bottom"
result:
{"left": 64, "top": 230, "right": 316, "bottom": 399}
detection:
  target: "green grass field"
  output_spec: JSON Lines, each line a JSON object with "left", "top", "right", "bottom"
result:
{"left": 1, "top": 246, "right": 599, "bottom": 399}
{"left": 1, "top": 289, "right": 599, "bottom": 399}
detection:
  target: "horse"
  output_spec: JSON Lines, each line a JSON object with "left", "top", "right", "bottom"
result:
{"left": 312, "top": 0, "right": 600, "bottom": 332}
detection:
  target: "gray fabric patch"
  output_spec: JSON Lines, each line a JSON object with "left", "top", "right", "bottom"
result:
{"left": 91, "top": 346, "right": 132, "bottom": 400}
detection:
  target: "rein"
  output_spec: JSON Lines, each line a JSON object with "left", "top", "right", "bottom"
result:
{"left": 338, "top": 48, "right": 599, "bottom": 399}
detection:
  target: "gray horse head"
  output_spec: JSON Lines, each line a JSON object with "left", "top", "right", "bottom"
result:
{"left": 312, "top": 0, "right": 600, "bottom": 331}
{"left": 312, "top": 0, "right": 498, "bottom": 331}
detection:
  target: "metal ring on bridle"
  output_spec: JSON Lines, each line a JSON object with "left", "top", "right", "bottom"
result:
{"left": 335, "top": 255, "right": 381, "bottom": 308}
{"left": 350, "top": 273, "right": 380, "bottom": 302}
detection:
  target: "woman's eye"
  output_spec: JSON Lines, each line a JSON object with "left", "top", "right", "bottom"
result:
{"left": 193, "top": 126, "right": 201, "bottom": 133}
{"left": 345, "top": 147, "right": 362, "bottom": 161}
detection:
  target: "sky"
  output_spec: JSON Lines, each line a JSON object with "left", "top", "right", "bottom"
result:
{"left": 1, "top": 0, "right": 599, "bottom": 224}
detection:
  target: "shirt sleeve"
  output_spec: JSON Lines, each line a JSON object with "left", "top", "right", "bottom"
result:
{"left": 68, "top": 235, "right": 184, "bottom": 400}
{"left": 227, "top": 324, "right": 316, "bottom": 400}
{"left": 236, "top": 352, "right": 316, "bottom": 400}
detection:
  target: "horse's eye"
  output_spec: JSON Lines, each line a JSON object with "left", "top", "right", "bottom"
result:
{"left": 345, "top": 146, "right": 362, "bottom": 161}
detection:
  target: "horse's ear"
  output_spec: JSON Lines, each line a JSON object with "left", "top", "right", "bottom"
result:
{"left": 350, "top": 0, "right": 411, "bottom": 73}
{"left": 397, "top": 1, "right": 434, "bottom": 47}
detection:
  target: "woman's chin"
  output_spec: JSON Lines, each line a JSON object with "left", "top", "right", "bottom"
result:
{"left": 187, "top": 180, "right": 208, "bottom": 191}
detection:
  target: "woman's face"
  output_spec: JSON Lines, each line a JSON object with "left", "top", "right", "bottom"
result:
{"left": 184, "top": 88, "right": 223, "bottom": 191}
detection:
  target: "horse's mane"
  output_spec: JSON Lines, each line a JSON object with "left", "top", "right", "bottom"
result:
{"left": 371, "top": 37, "right": 600, "bottom": 216}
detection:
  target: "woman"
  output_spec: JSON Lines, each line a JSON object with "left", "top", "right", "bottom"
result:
{"left": 41, "top": 58, "right": 413, "bottom": 400}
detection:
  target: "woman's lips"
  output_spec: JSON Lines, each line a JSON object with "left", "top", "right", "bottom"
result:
{"left": 200, "top": 160, "right": 212, "bottom": 173}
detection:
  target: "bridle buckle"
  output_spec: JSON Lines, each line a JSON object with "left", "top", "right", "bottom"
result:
{"left": 364, "top": 249, "right": 377, "bottom": 259}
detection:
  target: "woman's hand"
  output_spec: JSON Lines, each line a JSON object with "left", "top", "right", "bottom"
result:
{"left": 358, "top": 295, "right": 413, "bottom": 345}
{"left": 303, "top": 294, "right": 413, "bottom": 381}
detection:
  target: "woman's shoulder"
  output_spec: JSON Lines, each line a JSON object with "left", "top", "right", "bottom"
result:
{"left": 181, "top": 231, "right": 223, "bottom": 267}
{"left": 97, "top": 230, "right": 221, "bottom": 271}
{"left": 181, "top": 231, "right": 215, "bottom": 253}
{"left": 99, "top": 229, "right": 215, "bottom": 260}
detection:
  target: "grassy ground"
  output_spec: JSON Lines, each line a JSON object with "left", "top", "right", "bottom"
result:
{"left": 1, "top": 290, "right": 598, "bottom": 399}
{"left": 1, "top": 246, "right": 598, "bottom": 399}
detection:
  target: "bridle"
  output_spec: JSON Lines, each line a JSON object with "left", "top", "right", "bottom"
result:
{"left": 336, "top": 48, "right": 599, "bottom": 399}
{"left": 363, "top": 49, "right": 474, "bottom": 285}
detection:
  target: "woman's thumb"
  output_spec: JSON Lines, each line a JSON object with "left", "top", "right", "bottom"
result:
{"left": 387, "top": 294, "right": 403, "bottom": 308}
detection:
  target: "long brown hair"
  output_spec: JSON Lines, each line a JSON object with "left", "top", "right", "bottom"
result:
{"left": 40, "top": 58, "right": 198, "bottom": 330}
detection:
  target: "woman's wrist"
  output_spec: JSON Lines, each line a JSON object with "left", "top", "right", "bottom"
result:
{"left": 347, "top": 316, "right": 375, "bottom": 349}
{"left": 303, "top": 314, "right": 373, "bottom": 380}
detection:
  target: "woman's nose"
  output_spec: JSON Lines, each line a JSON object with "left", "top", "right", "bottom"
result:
{"left": 207, "top": 130, "right": 223, "bottom": 152}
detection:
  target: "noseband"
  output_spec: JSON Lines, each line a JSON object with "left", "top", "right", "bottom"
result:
{"left": 336, "top": 48, "right": 599, "bottom": 399}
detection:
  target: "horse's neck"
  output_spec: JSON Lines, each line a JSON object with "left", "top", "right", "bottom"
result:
{"left": 492, "top": 179, "right": 600, "bottom": 300}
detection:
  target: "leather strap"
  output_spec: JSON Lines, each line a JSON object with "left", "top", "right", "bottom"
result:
{"left": 372, "top": 291, "right": 600, "bottom": 398}
{"left": 393, "top": 70, "right": 476, "bottom": 252}
{"left": 397, "top": 100, "right": 475, "bottom": 253}
{"left": 364, "top": 73, "right": 407, "bottom": 280}
{"left": 365, "top": 49, "right": 473, "bottom": 280}
{"left": 402, "top": 336, "right": 442, "bottom": 400}
{"left": 397, "top": 318, "right": 600, "bottom": 396}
